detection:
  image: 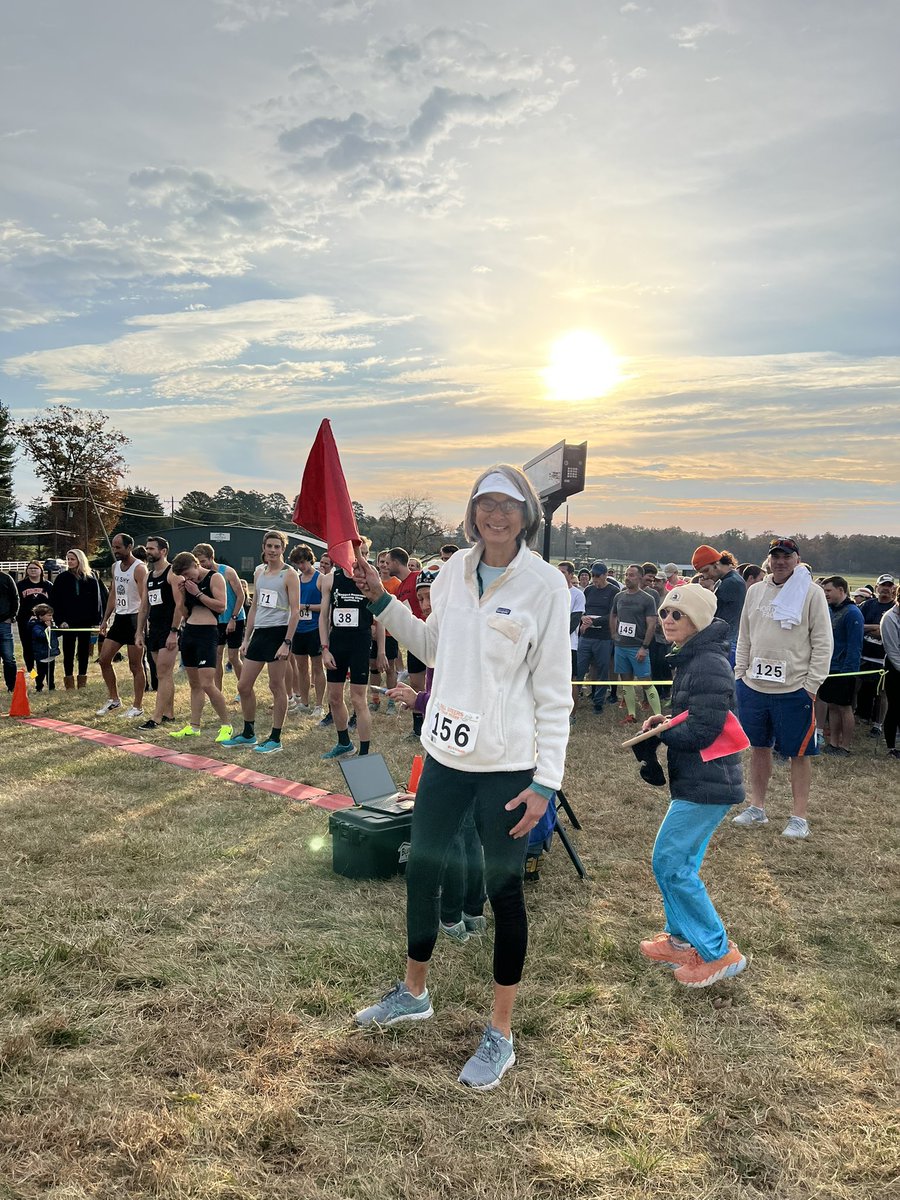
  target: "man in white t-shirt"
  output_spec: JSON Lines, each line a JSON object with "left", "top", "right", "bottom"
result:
{"left": 558, "top": 561, "right": 585, "bottom": 723}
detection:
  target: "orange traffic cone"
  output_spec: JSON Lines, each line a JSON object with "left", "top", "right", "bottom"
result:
{"left": 407, "top": 754, "right": 423, "bottom": 793}
{"left": 9, "top": 668, "right": 31, "bottom": 718}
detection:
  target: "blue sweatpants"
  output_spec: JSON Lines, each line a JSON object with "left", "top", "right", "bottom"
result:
{"left": 651, "top": 800, "right": 732, "bottom": 962}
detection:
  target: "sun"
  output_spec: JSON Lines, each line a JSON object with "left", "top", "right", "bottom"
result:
{"left": 542, "top": 330, "right": 621, "bottom": 402}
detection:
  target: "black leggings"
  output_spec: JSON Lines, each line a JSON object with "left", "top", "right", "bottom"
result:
{"left": 62, "top": 631, "right": 92, "bottom": 677}
{"left": 884, "top": 667, "right": 900, "bottom": 751}
{"left": 406, "top": 757, "right": 533, "bottom": 986}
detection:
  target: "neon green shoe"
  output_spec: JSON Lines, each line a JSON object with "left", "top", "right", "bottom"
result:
{"left": 215, "top": 724, "right": 234, "bottom": 743}
{"left": 169, "top": 724, "right": 201, "bottom": 739}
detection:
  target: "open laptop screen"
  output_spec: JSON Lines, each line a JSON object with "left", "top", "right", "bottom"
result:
{"left": 339, "top": 753, "right": 399, "bottom": 806}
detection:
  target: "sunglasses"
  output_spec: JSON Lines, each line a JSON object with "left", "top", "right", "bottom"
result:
{"left": 662, "top": 609, "right": 686, "bottom": 621}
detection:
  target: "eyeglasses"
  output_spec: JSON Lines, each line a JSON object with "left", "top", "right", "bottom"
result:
{"left": 475, "top": 497, "right": 524, "bottom": 514}
{"left": 662, "top": 609, "right": 685, "bottom": 621}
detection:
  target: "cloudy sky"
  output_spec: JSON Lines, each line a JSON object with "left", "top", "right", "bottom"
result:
{"left": 2, "top": 0, "right": 899, "bottom": 536}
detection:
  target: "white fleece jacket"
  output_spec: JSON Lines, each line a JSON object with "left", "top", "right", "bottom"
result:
{"left": 374, "top": 541, "right": 573, "bottom": 789}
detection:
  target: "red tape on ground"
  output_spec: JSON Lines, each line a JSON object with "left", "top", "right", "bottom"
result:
{"left": 16, "top": 717, "right": 353, "bottom": 811}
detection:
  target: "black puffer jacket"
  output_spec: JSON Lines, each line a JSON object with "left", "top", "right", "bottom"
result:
{"left": 659, "top": 618, "right": 745, "bottom": 806}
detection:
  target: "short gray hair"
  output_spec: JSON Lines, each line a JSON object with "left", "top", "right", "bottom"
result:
{"left": 463, "top": 463, "right": 542, "bottom": 547}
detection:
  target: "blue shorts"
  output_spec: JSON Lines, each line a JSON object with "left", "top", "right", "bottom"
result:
{"left": 736, "top": 679, "right": 818, "bottom": 758}
{"left": 614, "top": 645, "right": 652, "bottom": 679}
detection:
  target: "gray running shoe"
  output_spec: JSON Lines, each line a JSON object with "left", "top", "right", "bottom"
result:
{"left": 782, "top": 816, "right": 810, "bottom": 839}
{"left": 440, "top": 919, "right": 469, "bottom": 944}
{"left": 458, "top": 1026, "right": 515, "bottom": 1090}
{"left": 355, "top": 981, "right": 433, "bottom": 1028}
{"left": 463, "top": 913, "right": 487, "bottom": 936}
{"left": 731, "top": 805, "right": 768, "bottom": 827}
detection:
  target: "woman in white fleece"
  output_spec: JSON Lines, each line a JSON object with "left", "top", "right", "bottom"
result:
{"left": 352, "top": 464, "right": 572, "bottom": 1090}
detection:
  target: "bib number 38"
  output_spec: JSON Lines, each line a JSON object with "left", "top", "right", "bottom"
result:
{"left": 426, "top": 701, "right": 482, "bottom": 757}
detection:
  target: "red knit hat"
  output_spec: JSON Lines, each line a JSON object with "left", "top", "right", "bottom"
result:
{"left": 691, "top": 544, "right": 721, "bottom": 570}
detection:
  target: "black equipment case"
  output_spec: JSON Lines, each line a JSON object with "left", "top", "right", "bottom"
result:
{"left": 329, "top": 806, "right": 412, "bottom": 880}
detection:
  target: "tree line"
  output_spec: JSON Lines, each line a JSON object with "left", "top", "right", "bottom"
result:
{"left": 1, "top": 401, "right": 896, "bottom": 573}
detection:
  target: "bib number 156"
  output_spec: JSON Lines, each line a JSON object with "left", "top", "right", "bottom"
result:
{"left": 426, "top": 702, "right": 481, "bottom": 757}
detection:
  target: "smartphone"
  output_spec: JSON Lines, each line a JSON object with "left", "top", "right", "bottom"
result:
{"left": 370, "top": 685, "right": 391, "bottom": 694}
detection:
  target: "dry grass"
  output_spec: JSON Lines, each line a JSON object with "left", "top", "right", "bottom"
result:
{"left": 1, "top": 666, "right": 898, "bottom": 1200}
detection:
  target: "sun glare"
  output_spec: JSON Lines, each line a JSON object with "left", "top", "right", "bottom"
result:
{"left": 543, "top": 330, "right": 621, "bottom": 402}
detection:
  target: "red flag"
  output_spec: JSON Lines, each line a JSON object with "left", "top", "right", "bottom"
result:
{"left": 292, "top": 420, "right": 360, "bottom": 574}
{"left": 699, "top": 711, "right": 750, "bottom": 762}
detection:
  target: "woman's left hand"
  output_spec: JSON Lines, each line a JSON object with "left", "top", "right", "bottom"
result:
{"left": 506, "top": 787, "right": 551, "bottom": 839}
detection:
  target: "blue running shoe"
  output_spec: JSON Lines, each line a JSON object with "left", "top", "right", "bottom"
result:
{"left": 321, "top": 742, "right": 356, "bottom": 760}
{"left": 253, "top": 739, "right": 283, "bottom": 755}
{"left": 458, "top": 1026, "right": 515, "bottom": 1090}
{"left": 220, "top": 734, "right": 258, "bottom": 748}
{"left": 355, "top": 982, "right": 433, "bottom": 1027}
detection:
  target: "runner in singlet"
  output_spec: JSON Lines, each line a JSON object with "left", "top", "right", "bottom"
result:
{"left": 221, "top": 530, "right": 300, "bottom": 755}
{"left": 288, "top": 543, "right": 326, "bottom": 717}
{"left": 96, "top": 532, "right": 148, "bottom": 719}
{"left": 192, "top": 544, "right": 245, "bottom": 690}
{"left": 319, "top": 537, "right": 385, "bottom": 760}
{"left": 368, "top": 551, "right": 402, "bottom": 714}
{"left": 135, "top": 535, "right": 178, "bottom": 730}
{"left": 166, "top": 552, "right": 233, "bottom": 742}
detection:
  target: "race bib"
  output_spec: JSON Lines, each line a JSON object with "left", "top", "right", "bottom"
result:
{"left": 299, "top": 605, "right": 312, "bottom": 622}
{"left": 333, "top": 608, "right": 359, "bottom": 628}
{"left": 426, "top": 701, "right": 481, "bottom": 757}
{"left": 749, "top": 656, "right": 787, "bottom": 683}
{"left": 148, "top": 589, "right": 162, "bottom": 607}
{"left": 258, "top": 589, "right": 278, "bottom": 609}
{"left": 116, "top": 593, "right": 128, "bottom": 611}
{"left": 618, "top": 621, "right": 636, "bottom": 638}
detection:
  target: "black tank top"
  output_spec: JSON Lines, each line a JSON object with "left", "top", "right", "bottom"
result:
{"left": 146, "top": 565, "right": 176, "bottom": 630}
{"left": 330, "top": 567, "right": 373, "bottom": 638}
{"left": 184, "top": 569, "right": 216, "bottom": 616}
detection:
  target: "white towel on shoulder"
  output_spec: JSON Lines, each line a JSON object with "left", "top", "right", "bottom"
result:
{"left": 771, "top": 565, "right": 812, "bottom": 629}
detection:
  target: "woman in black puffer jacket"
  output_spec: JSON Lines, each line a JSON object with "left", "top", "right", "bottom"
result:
{"left": 637, "top": 584, "right": 748, "bottom": 989}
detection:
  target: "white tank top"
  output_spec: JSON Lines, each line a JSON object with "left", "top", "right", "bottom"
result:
{"left": 113, "top": 559, "right": 142, "bottom": 616}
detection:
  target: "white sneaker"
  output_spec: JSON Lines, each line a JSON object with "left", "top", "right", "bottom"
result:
{"left": 782, "top": 816, "right": 809, "bottom": 839}
{"left": 731, "top": 805, "right": 769, "bottom": 827}
{"left": 95, "top": 699, "right": 122, "bottom": 716}
{"left": 311, "top": 706, "right": 323, "bottom": 719}
{"left": 120, "top": 706, "right": 144, "bottom": 719}
{"left": 294, "top": 701, "right": 312, "bottom": 714}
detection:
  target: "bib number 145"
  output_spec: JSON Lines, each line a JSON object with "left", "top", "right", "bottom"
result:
{"left": 426, "top": 701, "right": 481, "bottom": 757}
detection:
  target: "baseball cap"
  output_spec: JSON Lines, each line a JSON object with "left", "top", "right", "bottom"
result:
{"left": 416, "top": 568, "right": 439, "bottom": 589}
{"left": 876, "top": 573, "right": 896, "bottom": 586}
{"left": 853, "top": 585, "right": 874, "bottom": 599}
{"left": 664, "top": 562, "right": 679, "bottom": 574}
{"left": 768, "top": 537, "right": 800, "bottom": 555}
{"left": 590, "top": 562, "right": 608, "bottom": 575}
{"left": 691, "top": 544, "right": 721, "bottom": 570}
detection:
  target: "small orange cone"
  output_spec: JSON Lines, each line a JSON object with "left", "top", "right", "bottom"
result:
{"left": 9, "top": 668, "right": 31, "bottom": 718}
{"left": 407, "top": 754, "right": 423, "bottom": 793}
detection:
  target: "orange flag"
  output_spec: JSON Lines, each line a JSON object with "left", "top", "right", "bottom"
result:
{"left": 292, "top": 420, "right": 360, "bottom": 574}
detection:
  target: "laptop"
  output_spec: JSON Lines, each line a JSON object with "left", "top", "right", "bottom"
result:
{"left": 338, "top": 753, "right": 415, "bottom": 814}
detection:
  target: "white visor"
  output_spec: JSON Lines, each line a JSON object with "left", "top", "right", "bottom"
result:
{"left": 473, "top": 471, "right": 526, "bottom": 503}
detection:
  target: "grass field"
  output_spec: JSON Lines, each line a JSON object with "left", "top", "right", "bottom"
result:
{"left": 1, "top": 665, "right": 898, "bottom": 1200}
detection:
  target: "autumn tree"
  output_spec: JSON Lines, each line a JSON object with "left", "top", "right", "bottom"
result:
{"left": 15, "top": 405, "right": 129, "bottom": 554}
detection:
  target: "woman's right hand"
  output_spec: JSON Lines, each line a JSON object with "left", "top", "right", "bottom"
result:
{"left": 387, "top": 683, "right": 418, "bottom": 708}
{"left": 352, "top": 549, "right": 386, "bottom": 602}
{"left": 642, "top": 713, "right": 667, "bottom": 732}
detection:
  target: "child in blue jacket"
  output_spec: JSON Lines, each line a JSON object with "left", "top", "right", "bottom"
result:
{"left": 30, "top": 603, "right": 60, "bottom": 691}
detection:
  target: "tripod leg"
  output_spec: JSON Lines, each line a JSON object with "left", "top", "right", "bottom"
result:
{"left": 555, "top": 787, "right": 583, "bottom": 831}
{"left": 553, "top": 816, "right": 589, "bottom": 880}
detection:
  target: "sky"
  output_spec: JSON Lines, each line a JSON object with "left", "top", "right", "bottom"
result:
{"left": 2, "top": 0, "right": 899, "bottom": 537}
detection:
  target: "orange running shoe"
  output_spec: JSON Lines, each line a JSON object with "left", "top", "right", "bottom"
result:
{"left": 673, "top": 942, "right": 747, "bottom": 988}
{"left": 639, "top": 933, "right": 695, "bottom": 968}
{"left": 621, "top": 715, "right": 637, "bottom": 725}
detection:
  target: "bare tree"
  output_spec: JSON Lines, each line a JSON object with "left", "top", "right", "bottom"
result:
{"left": 378, "top": 494, "right": 447, "bottom": 555}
